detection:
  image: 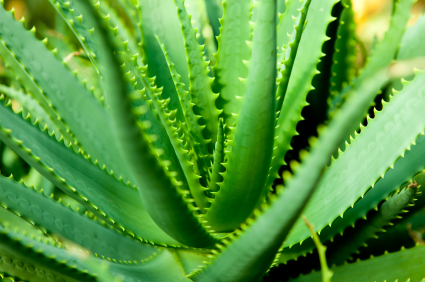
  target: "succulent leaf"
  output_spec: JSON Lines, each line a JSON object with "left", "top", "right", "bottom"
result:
{"left": 138, "top": 0, "right": 191, "bottom": 124}
{"left": 0, "top": 3, "right": 135, "bottom": 185}
{"left": 0, "top": 225, "right": 96, "bottom": 281}
{"left": 48, "top": 0, "right": 103, "bottom": 74}
{"left": 267, "top": 0, "right": 340, "bottom": 204}
{"left": 0, "top": 85, "right": 73, "bottom": 145}
{"left": 203, "top": 0, "right": 223, "bottom": 40}
{"left": 0, "top": 38, "right": 77, "bottom": 149}
{"left": 275, "top": 0, "right": 312, "bottom": 118}
{"left": 276, "top": 0, "right": 303, "bottom": 51}
{"left": 207, "top": 118, "right": 225, "bottom": 194}
{"left": 326, "top": 183, "right": 421, "bottom": 265}
{"left": 279, "top": 133, "right": 425, "bottom": 263}
{"left": 84, "top": 0, "right": 218, "bottom": 248}
{"left": 156, "top": 38, "right": 211, "bottom": 183}
{"left": 284, "top": 67, "right": 425, "bottom": 248}
{"left": 0, "top": 224, "right": 191, "bottom": 282}
{"left": 204, "top": 0, "right": 277, "bottom": 232}
{"left": 0, "top": 99, "right": 183, "bottom": 246}
{"left": 327, "top": 0, "right": 357, "bottom": 118}
{"left": 212, "top": 0, "right": 252, "bottom": 129}
{"left": 0, "top": 173, "right": 158, "bottom": 261}
{"left": 290, "top": 244, "right": 425, "bottom": 282}
{"left": 174, "top": 0, "right": 221, "bottom": 153}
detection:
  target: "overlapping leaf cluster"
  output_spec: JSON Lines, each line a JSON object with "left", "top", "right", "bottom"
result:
{"left": 0, "top": 0, "right": 425, "bottom": 281}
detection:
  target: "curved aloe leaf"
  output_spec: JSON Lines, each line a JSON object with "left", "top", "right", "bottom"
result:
{"left": 326, "top": 183, "right": 420, "bottom": 265}
{"left": 290, "top": 244, "right": 425, "bottom": 282}
{"left": 0, "top": 225, "right": 191, "bottom": 282}
{"left": 208, "top": 118, "right": 225, "bottom": 194}
{"left": 204, "top": 0, "right": 277, "bottom": 232}
{"left": 203, "top": 0, "right": 222, "bottom": 40}
{"left": 285, "top": 70, "right": 424, "bottom": 248}
{"left": 279, "top": 133, "right": 425, "bottom": 263}
{"left": 156, "top": 38, "right": 210, "bottom": 187}
{"left": 0, "top": 100, "right": 182, "bottom": 247}
{"left": 267, "top": 0, "right": 339, "bottom": 206}
{"left": 279, "top": 10, "right": 425, "bottom": 262}
{"left": 277, "top": 0, "right": 303, "bottom": 51}
{"left": 0, "top": 3, "right": 135, "bottom": 185}
{"left": 0, "top": 173, "right": 158, "bottom": 261}
{"left": 0, "top": 38, "right": 76, "bottom": 148}
{"left": 275, "top": 0, "right": 416, "bottom": 248}
{"left": 327, "top": 0, "right": 357, "bottom": 118}
{"left": 212, "top": 0, "right": 252, "bottom": 129}
{"left": 0, "top": 85, "right": 67, "bottom": 143}
{"left": 138, "top": 0, "right": 189, "bottom": 124}
{"left": 84, "top": 0, "right": 218, "bottom": 248}
{"left": 174, "top": 0, "right": 221, "bottom": 153}
{"left": 0, "top": 225, "right": 95, "bottom": 281}
{"left": 275, "top": 0, "right": 311, "bottom": 117}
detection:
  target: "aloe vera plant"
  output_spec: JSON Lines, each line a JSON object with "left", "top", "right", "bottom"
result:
{"left": 0, "top": 0, "right": 425, "bottom": 281}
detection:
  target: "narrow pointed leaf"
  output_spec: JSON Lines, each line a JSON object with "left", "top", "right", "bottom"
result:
{"left": 0, "top": 39, "right": 76, "bottom": 148}
{"left": 85, "top": 0, "right": 218, "bottom": 248}
{"left": 156, "top": 39, "right": 210, "bottom": 181}
{"left": 0, "top": 4, "right": 134, "bottom": 185}
{"left": 275, "top": 0, "right": 312, "bottom": 115}
{"left": 0, "top": 173, "right": 157, "bottom": 261}
{"left": 0, "top": 101, "right": 182, "bottom": 247}
{"left": 0, "top": 226, "right": 191, "bottom": 282}
{"left": 267, "top": 0, "right": 340, "bottom": 204}
{"left": 284, "top": 69, "right": 424, "bottom": 248}
{"left": 204, "top": 0, "right": 277, "bottom": 232}
{"left": 174, "top": 0, "right": 220, "bottom": 150}
{"left": 143, "top": 83, "right": 210, "bottom": 211}
{"left": 277, "top": 0, "right": 303, "bottom": 51}
{"left": 279, "top": 133, "right": 425, "bottom": 263}
{"left": 203, "top": 0, "right": 223, "bottom": 40}
{"left": 0, "top": 85, "right": 69, "bottom": 143}
{"left": 0, "top": 226, "right": 96, "bottom": 281}
{"left": 208, "top": 118, "right": 225, "bottom": 193}
{"left": 213, "top": 0, "right": 252, "bottom": 128}
{"left": 290, "top": 244, "right": 425, "bottom": 282}
{"left": 138, "top": 0, "right": 189, "bottom": 124}
{"left": 327, "top": 0, "right": 357, "bottom": 118}
{"left": 327, "top": 184, "right": 420, "bottom": 265}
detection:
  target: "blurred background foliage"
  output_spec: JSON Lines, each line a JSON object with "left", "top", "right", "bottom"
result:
{"left": 1, "top": 0, "right": 425, "bottom": 281}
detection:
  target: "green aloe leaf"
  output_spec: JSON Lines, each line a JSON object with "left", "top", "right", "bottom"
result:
{"left": 0, "top": 225, "right": 191, "bottom": 282}
{"left": 0, "top": 100, "right": 182, "bottom": 247}
{"left": 290, "top": 244, "right": 425, "bottom": 282}
{"left": 84, "top": 0, "right": 218, "bottom": 248}
{"left": 327, "top": 0, "right": 357, "bottom": 118}
{"left": 277, "top": 0, "right": 303, "bottom": 51}
{"left": 279, "top": 133, "right": 425, "bottom": 263}
{"left": 174, "top": 0, "right": 221, "bottom": 154}
{"left": 268, "top": 0, "right": 339, "bottom": 204}
{"left": 204, "top": 0, "right": 277, "bottom": 232}
{"left": 208, "top": 118, "right": 225, "bottom": 194}
{"left": 212, "top": 0, "right": 252, "bottom": 129}
{"left": 280, "top": 0, "right": 416, "bottom": 248}
{"left": 275, "top": 0, "right": 311, "bottom": 115}
{"left": 0, "top": 3, "right": 135, "bottom": 185}
{"left": 192, "top": 7, "right": 416, "bottom": 279}
{"left": 0, "top": 173, "right": 158, "bottom": 261}
{"left": 326, "top": 183, "right": 420, "bottom": 265}
{"left": 138, "top": 0, "right": 189, "bottom": 124}
{"left": 285, "top": 68, "right": 424, "bottom": 248}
